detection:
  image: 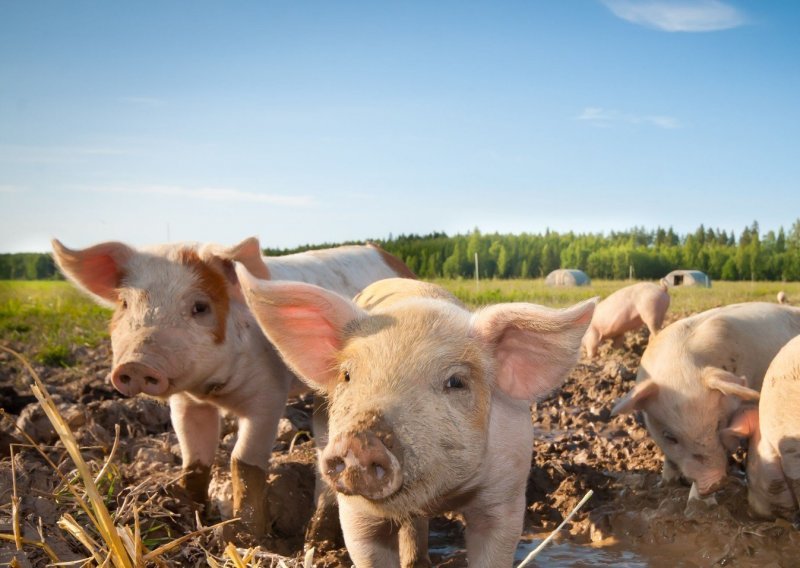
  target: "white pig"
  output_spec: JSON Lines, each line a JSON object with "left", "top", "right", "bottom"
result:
{"left": 723, "top": 334, "right": 800, "bottom": 519}
{"left": 612, "top": 302, "right": 800, "bottom": 497}
{"left": 51, "top": 236, "right": 415, "bottom": 536}
{"left": 237, "top": 273, "right": 594, "bottom": 567}
{"left": 582, "top": 280, "right": 670, "bottom": 358}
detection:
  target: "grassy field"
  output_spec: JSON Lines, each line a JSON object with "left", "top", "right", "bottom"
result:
{"left": 1, "top": 279, "right": 799, "bottom": 366}
{"left": 0, "top": 281, "right": 110, "bottom": 366}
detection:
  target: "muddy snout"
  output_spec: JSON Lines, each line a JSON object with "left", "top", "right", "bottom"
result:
{"left": 110, "top": 361, "right": 168, "bottom": 396}
{"left": 322, "top": 429, "right": 403, "bottom": 500}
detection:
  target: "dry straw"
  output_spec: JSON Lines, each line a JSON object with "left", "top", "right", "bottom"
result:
{"left": 1, "top": 346, "right": 309, "bottom": 567}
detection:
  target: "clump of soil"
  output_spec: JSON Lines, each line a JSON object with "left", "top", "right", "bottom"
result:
{"left": 2, "top": 318, "right": 798, "bottom": 566}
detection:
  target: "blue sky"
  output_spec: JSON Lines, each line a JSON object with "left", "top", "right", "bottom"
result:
{"left": 1, "top": 0, "right": 798, "bottom": 252}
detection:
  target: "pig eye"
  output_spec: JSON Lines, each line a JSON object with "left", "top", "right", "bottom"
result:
{"left": 192, "top": 301, "right": 210, "bottom": 316}
{"left": 663, "top": 431, "right": 679, "bottom": 444}
{"left": 342, "top": 370, "right": 351, "bottom": 383}
{"left": 121, "top": 300, "right": 128, "bottom": 310}
{"left": 444, "top": 375, "right": 466, "bottom": 390}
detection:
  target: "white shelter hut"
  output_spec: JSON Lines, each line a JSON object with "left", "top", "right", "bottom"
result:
{"left": 663, "top": 269, "right": 711, "bottom": 288}
{"left": 545, "top": 269, "right": 591, "bottom": 287}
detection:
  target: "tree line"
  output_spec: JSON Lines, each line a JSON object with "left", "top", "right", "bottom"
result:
{"left": 3, "top": 220, "right": 800, "bottom": 281}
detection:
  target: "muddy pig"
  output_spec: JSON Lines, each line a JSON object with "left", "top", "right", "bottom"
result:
{"left": 582, "top": 280, "right": 670, "bottom": 358}
{"left": 238, "top": 273, "right": 595, "bottom": 567}
{"left": 612, "top": 302, "right": 800, "bottom": 498}
{"left": 51, "top": 236, "right": 414, "bottom": 536}
{"left": 723, "top": 334, "right": 800, "bottom": 519}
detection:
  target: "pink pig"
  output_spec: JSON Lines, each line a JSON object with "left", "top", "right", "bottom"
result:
{"left": 723, "top": 334, "right": 800, "bottom": 519}
{"left": 237, "top": 273, "right": 594, "bottom": 567}
{"left": 51, "top": 236, "right": 414, "bottom": 536}
{"left": 582, "top": 280, "right": 670, "bottom": 358}
{"left": 612, "top": 302, "right": 800, "bottom": 498}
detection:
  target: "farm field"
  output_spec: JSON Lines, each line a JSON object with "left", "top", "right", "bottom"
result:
{"left": 2, "top": 279, "right": 800, "bottom": 566}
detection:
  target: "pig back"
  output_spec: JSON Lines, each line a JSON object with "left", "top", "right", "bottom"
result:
{"left": 759, "top": 334, "right": 800, "bottom": 452}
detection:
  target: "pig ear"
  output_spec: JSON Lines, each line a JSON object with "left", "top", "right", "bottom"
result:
{"left": 611, "top": 379, "right": 659, "bottom": 416}
{"left": 721, "top": 407, "right": 759, "bottom": 449}
{"left": 471, "top": 298, "right": 596, "bottom": 401}
{"left": 51, "top": 239, "right": 134, "bottom": 307}
{"left": 703, "top": 368, "right": 760, "bottom": 401}
{"left": 200, "top": 236, "right": 270, "bottom": 279}
{"left": 236, "top": 265, "right": 366, "bottom": 390}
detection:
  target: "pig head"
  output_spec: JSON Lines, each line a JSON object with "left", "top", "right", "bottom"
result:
{"left": 238, "top": 273, "right": 594, "bottom": 567}
{"left": 612, "top": 302, "right": 800, "bottom": 497}
{"left": 723, "top": 335, "right": 800, "bottom": 519}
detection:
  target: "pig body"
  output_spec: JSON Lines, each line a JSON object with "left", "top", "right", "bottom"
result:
{"left": 51, "top": 237, "right": 413, "bottom": 536}
{"left": 239, "top": 274, "right": 594, "bottom": 567}
{"left": 724, "top": 335, "right": 800, "bottom": 519}
{"left": 582, "top": 281, "right": 670, "bottom": 358}
{"left": 612, "top": 302, "right": 800, "bottom": 496}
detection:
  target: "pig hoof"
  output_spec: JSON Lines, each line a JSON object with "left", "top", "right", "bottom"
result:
{"left": 178, "top": 463, "right": 212, "bottom": 504}
{"left": 687, "top": 483, "right": 718, "bottom": 506}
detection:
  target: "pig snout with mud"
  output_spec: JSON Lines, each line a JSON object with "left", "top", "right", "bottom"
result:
{"left": 238, "top": 274, "right": 595, "bottom": 567}
{"left": 723, "top": 334, "right": 800, "bottom": 519}
{"left": 582, "top": 280, "right": 670, "bottom": 358}
{"left": 612, "top": 302, "right": 800, "bottom": 498}
{"left": 51, "top": 236, "right": 414, "bottom": 537}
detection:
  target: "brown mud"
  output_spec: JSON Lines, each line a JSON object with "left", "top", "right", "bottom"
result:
{"left": 2, "top": 317, "right": 799, "bottom": 567}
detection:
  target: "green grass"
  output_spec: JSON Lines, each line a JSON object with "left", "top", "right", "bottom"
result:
{"left": 1, "top": 279, "right": 798, "bottom": 368}
{"left": 432, "top": 277, "right": 800, "bottom": 313}
{"left": 0, "top": 281, "right": 110, "bottom": 366}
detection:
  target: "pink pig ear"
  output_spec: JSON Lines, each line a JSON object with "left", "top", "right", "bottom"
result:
{"left": 51, "top": 239, "right": 134, "bottom": 307}
{"left": 703, "top": 367, "right": 761, "bottom": 401}
{"left": 721, "top": 407, "right": 759, "bottom": 449}
{"left": 236, "top": 265, "right": 366, "bottom": 390}
{"left": 610, "top": 378, "right": 659, "bottom": 416}
{"left": 199, "top": 237, "right": 270, "bottom": 302}
{"left": 471, "top": 298, "right": 595, "bottom": 401}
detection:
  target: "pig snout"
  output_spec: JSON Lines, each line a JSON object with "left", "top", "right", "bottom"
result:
{"left": 693, "top": 472, "right": 726, "bottom": 496}
{"left": 111, "top": 362, "right": 168, "bottom": 396}
{"left": 322, "top": 430, "right": 403, "bottom": 500}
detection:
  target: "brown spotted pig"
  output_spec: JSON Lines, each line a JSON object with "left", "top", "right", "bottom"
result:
{"left": 51, "top": 236, "right": 414, "bottom": 537}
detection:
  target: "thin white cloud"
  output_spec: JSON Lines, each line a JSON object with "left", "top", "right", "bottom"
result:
{"left": 0, "top": 185, "right": 21, "bottom": 193}
{"left": 88, "top": 185, "right": 314, "bottom": 207}
{"left": 0, "top": 144, "right": 131, "bottom": 164}
{"left": 575, "top": 107, "right": 681, "bottom": 129}
{"left": 119, "top": 96, "right": 166, "bottom": 107}
{"left": 602, "top": 0, "right": 746, "bottom": 32}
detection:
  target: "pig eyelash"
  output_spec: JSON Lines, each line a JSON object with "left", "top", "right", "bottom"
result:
{"left": 444, "top": 375, "right": 467, "bottom": 391}
{"left": 192, "top": 301, "right": 211, "bottom": 316}
{"left": 662, "top": 430, "right": 678, "bottom": 444}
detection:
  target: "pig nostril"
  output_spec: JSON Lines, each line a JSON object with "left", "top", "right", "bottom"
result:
{"left": 144, "top": 376, "right": 159, "bottom": 386}
{"left": 327, "top": 457, "right": 345, "bottom": 476}
{"left": 119, "top": 374, "right": 131, "bottom": 385}
{"left": 373, "top": 464, "right": 386, "bottom": 480}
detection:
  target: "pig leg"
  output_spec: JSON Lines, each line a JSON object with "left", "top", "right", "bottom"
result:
{"left": 305, "top": 396, "right": 344, "bottom": 548}
{"left": 399, "top": 517, "right": 430, "bottom": 567}
{"left": 169, "top": 393, "right": 221, "bottom": 504}
{"left": 463, "top": 496, "right": 525, "bottom": 568}
{"left": 338, "top": 497, "right": 401, "bottom": 567}
{"left": 660, "top": 457, "right": 682, "bottom": 485}
{"left": 778, "top": 438, "right": 800, "bottom": 512}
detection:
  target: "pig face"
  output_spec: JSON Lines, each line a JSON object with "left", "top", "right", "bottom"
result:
{"left": 52, "top": 237, "right": 266, "bottom": 398}
{"left": 613, "top": 364, "right": 760, "bottom": 495}
{"left": 238, "top": 274, "right": 594, "bottom": 520}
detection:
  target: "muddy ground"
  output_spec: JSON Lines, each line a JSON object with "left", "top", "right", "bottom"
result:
{"left": 2, "top": 316, "right": 799, "bottom": 567}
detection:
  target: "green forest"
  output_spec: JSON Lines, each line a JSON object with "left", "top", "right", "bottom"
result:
{"left": 3, "top": 220, "right": 800, "bottom": 281}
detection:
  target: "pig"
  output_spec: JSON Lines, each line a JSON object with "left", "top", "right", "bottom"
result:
{"left": 51, "top": 236, "right": 415, "bottom": 537}
{"left": 723, "top": 334, "right": 800, "bottom": 519}
{"left": 612, "top": 302, "right": 800, "bottom": 498}
{"left": 582, "top": 280, "right": 670, "bottom": 358}
{"left": 237, "top": 272, "right": 595, "bottom": 567}
{"left": 777, "top": 291, "right": 789, "bottom": 305}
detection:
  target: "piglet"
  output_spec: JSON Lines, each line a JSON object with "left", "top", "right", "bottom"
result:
{"left": 237, "top": 273, "right": 594, "bottom": 567}
{"left": 51, "top": 237, "right": 414, "bottom": 537}
{"left": 723, "top": 334, "right": 800, "bottom": 520}
{"left": 582, "top": 280, "right": 670, "bottom": 358}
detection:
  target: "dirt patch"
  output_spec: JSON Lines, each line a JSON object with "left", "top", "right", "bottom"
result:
{"left": 2, "top": 317, "right": 798, "bottom": 566}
